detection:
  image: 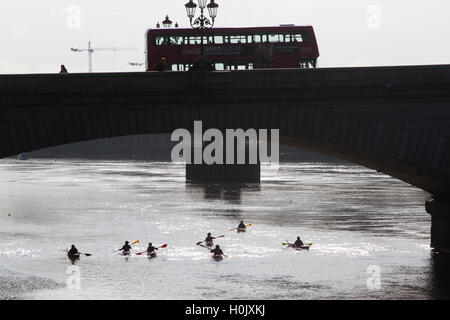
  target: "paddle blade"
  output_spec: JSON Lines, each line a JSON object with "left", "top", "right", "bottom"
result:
{"left": 196, "top": 241, "right": 202, "bottom": 245}
{"left": 247, "top": 224, "right": 253, "bottom": 227}
{"left": 132, "top": 240, "right": 140, "bottom": 245}
{"left": 84, "top": 253, "right": 92, "bottom": 256}
{"left": 160, "top": 244, "right": 167, "bottom": 248}
{"left": 217, "top": 235, "right": 225, "bottom": 238}
{"left": 135, "top": 252, "right": 144, "bottom": 256}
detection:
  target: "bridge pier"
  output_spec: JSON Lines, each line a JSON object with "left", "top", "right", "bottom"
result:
{"left": 186, "top": 161, "right": 260, "bottom": 183}
{"left": 426, "top": 198, "right": 450, "bottom": 253}
{"left": 186, "top": 142, "right": 260, "bottom": 183}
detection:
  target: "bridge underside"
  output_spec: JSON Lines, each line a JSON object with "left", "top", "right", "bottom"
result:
{"left": 1, "top": 65, "right": 450, "bottom": 249}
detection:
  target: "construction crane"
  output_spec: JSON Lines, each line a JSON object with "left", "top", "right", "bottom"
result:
{"left": 71, "top": 41, "right": 137, "bottom": 72}
{"left": 129, "top": 62, "right": 145, "bottom": 67}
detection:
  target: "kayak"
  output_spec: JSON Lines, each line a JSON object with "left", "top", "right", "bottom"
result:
{"left": 212, "top": 254, "right": 223, "bottom": 261}
{"left": 67, "top": 253, "right": 80, "bottom": 260}
{"left": 237, "top": 228, "right": 246, "bottom": 233}
{"left": 147, "top": 251, "right": 157, "bottom": 258}
{"left": 292, "top": 245, "right": 310, "bottom": 251}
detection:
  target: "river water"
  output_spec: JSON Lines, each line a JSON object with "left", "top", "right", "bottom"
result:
{"left": 0, "top": 159, "right": 449, "bottom": 300}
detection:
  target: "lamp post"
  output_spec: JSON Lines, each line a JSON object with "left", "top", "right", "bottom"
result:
{"left": 156, "top": 15, "right": 178, "bottom": 28}
{"left": 162, "top": 15, "right": 173, "bottom": 28}
{"left": 185, "top": 0, "right": 219, "bottom": 70}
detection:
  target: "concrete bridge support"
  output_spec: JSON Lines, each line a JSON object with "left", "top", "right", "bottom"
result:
{"left": 186, "top": 141, "right": 260, "bottom": 183}
{"left": 426, "top": 198, "right": 450, "bottom": 253}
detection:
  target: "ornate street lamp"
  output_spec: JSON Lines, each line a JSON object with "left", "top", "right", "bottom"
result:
{"left": 185, "top": 0, "right": 218, "bottom": 31}
{"left": 185, "top": 0, "right": 219, "bottom": 70}
{"left": 162, "top": 15, "right": 173, "bottom": 28}
{"left": 207, "top": 0, "right": 218, "bottom": 20}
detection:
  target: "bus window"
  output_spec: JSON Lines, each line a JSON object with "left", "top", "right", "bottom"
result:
{"left": 189, "top": 36, "right": 203, "bottom": 44}
{"left": 268, "top": 34, "right": 282, "bottom": 43}
{"left": 170, "top": 37, "right": 182, "bottom": 45}
{"left": 215, "top": 63, "right": 225, "bottom": 71}
{"left": 254, "top": 34, "right": 268, "bottom": 43}
{"left": 223, "top": 35, "right": 230, "bottom": 43}
{"left": 165, "top": 37, "right": 171, "bottom": 45}
{"left": 230, "top": 35, "right": 246, "bottom": 44}
{"left": 299, "top": 59, "right": 309, "bottom": 68}
{"left": 214, "top": 35, "right": 224, "bottom": 44}
{"left": 293, "top": 33, "right": 303, "bottom": 42}
{"left": 154, "top": 36, "right": 164, "bottom": 45}
{"left": 284, "top": 34, "right": 292, "bottom": 43}
{"left": 247, "top": 35, "right": 253, "bottom": 43}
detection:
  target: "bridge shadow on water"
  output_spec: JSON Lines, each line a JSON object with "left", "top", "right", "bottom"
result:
{"left": 429, "top": 252, "right": 450, "bottom": 299}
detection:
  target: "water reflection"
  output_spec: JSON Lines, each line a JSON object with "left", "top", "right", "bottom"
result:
{"left": 430, "top": 252, "right": 450, "bottom": 299}
{"left": 186, "top": 182, "right": 260, "bottom": 205}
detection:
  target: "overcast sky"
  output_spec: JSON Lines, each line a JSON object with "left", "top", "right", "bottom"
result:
{"left": 1, "top": 0, "right": 449, "bottom": 73}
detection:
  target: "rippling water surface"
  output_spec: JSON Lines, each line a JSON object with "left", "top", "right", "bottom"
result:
{"left": 1, "top": 159, "right": 448, "bottom": 300}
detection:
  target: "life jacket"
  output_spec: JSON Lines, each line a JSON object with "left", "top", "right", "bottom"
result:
{"left": 211, "top": 248, "right": 223, "bottom": 256}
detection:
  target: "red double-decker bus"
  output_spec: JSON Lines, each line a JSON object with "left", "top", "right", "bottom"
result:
{"left": 146, "top": 25, "right": 319, "bottom": 71}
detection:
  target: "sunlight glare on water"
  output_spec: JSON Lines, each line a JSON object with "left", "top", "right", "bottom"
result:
{"left": 0, "top": 159, "right": 446, "bottom": 300}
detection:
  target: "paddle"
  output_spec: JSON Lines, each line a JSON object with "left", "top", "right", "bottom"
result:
{"left": 135, "top": 244, "right": 168, "bottom": 255}
{"left": 228, "top": 224, "right": 253, "bottom": 232}
{"left": 63, "top": 249, "right": 92, "bottom": 257}
{"left": 113, "top": 240, "right": 140, "bottom": 253}
{"left": 282, "top": 241, "right": 312, "bottom": 247}
{"left": 196, "top": 235, "right": 225, "bottom": 246}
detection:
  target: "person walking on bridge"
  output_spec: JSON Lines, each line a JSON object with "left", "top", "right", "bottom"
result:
{"left": 59, "top": 65, "right": 68, "bottom": 73}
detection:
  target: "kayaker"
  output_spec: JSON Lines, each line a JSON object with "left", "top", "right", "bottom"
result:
{"left": 210, "top": 245, "right": 224, "bottom": 257}
{"left": 146, "top": 242, "right": 158, "bottom": 254}
{"left": 205, "top": 233, "right": 215, "bottom": 246}
{"left": 119, "top": 241, "right": 132, "bottom": 252}
{"left": 293, "top": 237, "right": 304, "bottom": 248}
{"left": 237, "top": 220, "right": 246, "bottom": 230}
{"left": 68, "top": 245, "right": 79, "bottom": 256}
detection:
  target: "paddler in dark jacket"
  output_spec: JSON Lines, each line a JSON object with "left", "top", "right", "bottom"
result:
{"left": 119, "top": 241, "right": 132, "bottom": 252}
{"left": 238, "top": 220, "right": 246, "bottom": 229}
{"left": 205, "top": 233, "right": 214, "bottom": 246}
{"left": 293, "top": 237, "right": 304, "bottom": 248}
{"left": 146, "top": 242, "right": 158, "bottom": 254}
{"left": 210, "top": 245, "right": 224, "bottom": 256}
{"left": 68, "top": 245, "right": 79, "bottom": 256}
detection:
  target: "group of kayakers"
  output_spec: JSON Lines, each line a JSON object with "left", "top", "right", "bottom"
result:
{"left": 67, "top": 219, "right": 309, "bottom": 262}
